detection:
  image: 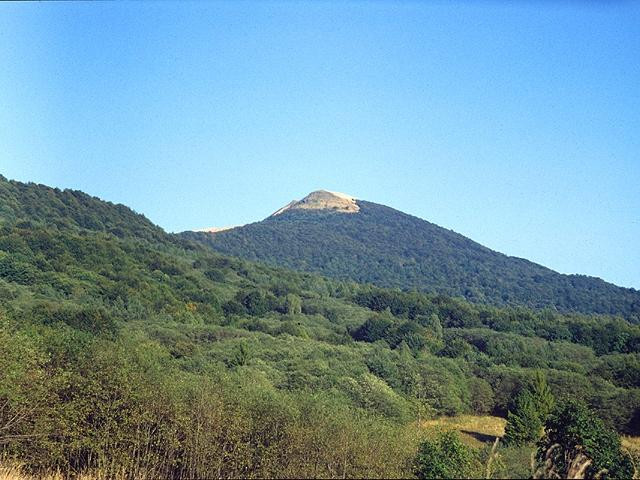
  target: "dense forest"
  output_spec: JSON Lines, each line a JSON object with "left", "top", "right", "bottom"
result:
{"left": 1, "top": 175, "right": 639, "bottom": 478}
{"left": 185, "top": 200, "right": 640, "bottom": 322}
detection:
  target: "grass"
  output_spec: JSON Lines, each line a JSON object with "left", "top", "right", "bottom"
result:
{"left": 420, "top": 415, "right": 640, "bottom": 479}
{"left": 418, "top": 415, "right": 536, "bottom": 478}
{"left": 0, "top": 463, "right": 133, "bottom": 480}
{"left": 0, "top": 463, "right": 24, "bottom": 480}
{"left": 624, "top": 435, "right": 640, "bottom": 454}
{"left": 419, "top": 415, "right": 540, "bottom": 479}
{"left": 0, "top": 463, "right": 61, "bottom": 480}
{"left": 420, "top": 414, "right": 507, "bottom": 448}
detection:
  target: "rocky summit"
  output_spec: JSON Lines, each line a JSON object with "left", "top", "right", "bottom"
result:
{"left": 271, "top": 190, "right": 360, "bottom": 216}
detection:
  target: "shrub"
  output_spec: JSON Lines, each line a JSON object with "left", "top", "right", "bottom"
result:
{"left": 413, "top": 430, "right": 475, "bottom": 479}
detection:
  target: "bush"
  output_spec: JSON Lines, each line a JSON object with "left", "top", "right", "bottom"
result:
{"left": 413, "top": 430, "right": 475, "bottom": 479}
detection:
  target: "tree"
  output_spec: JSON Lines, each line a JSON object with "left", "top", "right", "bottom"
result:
{"left": 504, "top": 391, "right": 544, "bottom": 446}
{"left": 534, "top": 400, "right": 634, "bottom": 479}
{"left": 284, "top": 293, "right": 302, "bottom": 315}
{"left": 413, "top": 430, "right": 475, "bottom": 479}
{"left": 438, "top": 335, "right": 472, "bottom": 359}
{"left": 469, "top": 377, "right": 494, "bottom": 415}
{"left": 236, "top": 289, "right": 276, "bottom": 316}
{"left": 351, "top": 311, "right": 394, "bottom": 343}
{"left": 504, "top": 371, "right": 554, "bottom": 446}
{"left": 531, "top": 370, "right": 554, "bottom": 418}
{"left": 229, "top": 342, "right": 250, "bottom": 367}
{"left": 418, "top": 313, "right": 443, "bottom": 340}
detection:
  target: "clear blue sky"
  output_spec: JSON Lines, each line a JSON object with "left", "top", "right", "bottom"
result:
{"left": 1, "top": 1, "right": 638, "bottom": 288}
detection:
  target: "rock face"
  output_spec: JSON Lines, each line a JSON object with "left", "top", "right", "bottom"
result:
{"left": 271, "top": 190, "right": 359, "bottom": 216}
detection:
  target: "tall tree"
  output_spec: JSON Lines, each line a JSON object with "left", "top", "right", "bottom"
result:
{"left": 504, "top": 371, "right": 554, "bottom": 446}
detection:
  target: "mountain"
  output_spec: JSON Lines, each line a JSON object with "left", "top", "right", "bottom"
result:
{"left": 184, "top": 190, "right": 640, "bottom": 321}
{"left": 0, "top": 174, "right": 167, "bottom": 242}
{"left": 3, "top": 175, "right": 640, "bottom": 477}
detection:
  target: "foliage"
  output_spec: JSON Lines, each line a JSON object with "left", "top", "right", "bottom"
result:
{"left": 469, "top": 377, "right": 495, "bottom": 415}
{"left": 504, "top": 391, "right": 545, "bottom": 446}
{"left": 413, "top": 430, "right": 476, "bottom": 479}
{"left": 534, "top": 400, "right": 634, "bottom": 479}
{"left": 1, "top": 175, "right": 640, "bottom": 477}
{"left": 504, "top": 372, "right": 554, "bottom": 446}
{"left": 186, "top": 201, "right": 640, "bottom": 321}
{"left": 531, "top": 370, "right": 555, "bottom": 419}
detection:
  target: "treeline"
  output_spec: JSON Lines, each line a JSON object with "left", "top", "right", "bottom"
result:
{"left": 353, "top": 288, "right": 640, "bottom": 355}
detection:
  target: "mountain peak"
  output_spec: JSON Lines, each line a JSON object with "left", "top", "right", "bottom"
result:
{"left": 271, "top": 190, "right": 359, "bottom": 216}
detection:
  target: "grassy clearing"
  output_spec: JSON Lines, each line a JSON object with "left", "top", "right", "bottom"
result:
{"left": 418, "top": 415, "right": 533, "bottom": 478}
{"left": 420, "top": 415, "right": 507, "bottom": 448}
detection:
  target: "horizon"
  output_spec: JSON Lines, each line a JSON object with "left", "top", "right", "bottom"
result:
{"left": 1, "top": 1, "right": 639, "bottom": 288}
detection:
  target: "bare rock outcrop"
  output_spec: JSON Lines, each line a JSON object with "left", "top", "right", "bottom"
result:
{"left": 271, "top": 190, "right": 359, "bottom": 216}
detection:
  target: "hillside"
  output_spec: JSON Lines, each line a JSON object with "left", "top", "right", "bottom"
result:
{"left": 185, "top": 192, "right": 640, "bottom": 321}
{"left": 0, "top": 175, "right": 167, "bottom": 243}
{"left": 2, "top": 176, "right": 640, "bottom": 478}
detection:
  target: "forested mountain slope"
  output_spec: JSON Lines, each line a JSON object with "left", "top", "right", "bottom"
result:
{"left": 2, "top": 176, "right": 640, "bottom": 478}
{"left": 186, "top": 194, "right": 640, "bottom": 321}
{"left": 0, "top": 174, "right": 167, "bottom": 243}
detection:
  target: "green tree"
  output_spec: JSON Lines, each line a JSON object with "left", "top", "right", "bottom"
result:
{"left": 469, "top": 377, "right": 495, "bottom": 415}
{"left": 504, "top": 391, "right": 544, "bottom": 446}
{"left": 284, "top": 293, "right": 302, "bottom": 315}
{"left": 534, "top": 400, "right": 634, "bottom": 479}
{"left": 413, "top": 430, "right": 475, "bottom": 479}
{"left": 229, "top": 342, "right": 250, "bottom": 367}
{"left": 504, "top": 371, "right": 554, "bottom": 446}
{"left": 237, "top": 289, "right": 276, "bottom": 316}
{"left": 531, "top": 370, "right": 555, "bottom": 418}
{"left": 352, "top": 311, "right": 394, "bottom": 343}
